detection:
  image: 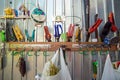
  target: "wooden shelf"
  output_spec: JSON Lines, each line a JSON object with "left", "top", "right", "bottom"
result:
{"left": 0, "top": 15, "right": 30, "bottom": 19}
{"left": 7, "top": 42, "right": 118, "bottom": 51}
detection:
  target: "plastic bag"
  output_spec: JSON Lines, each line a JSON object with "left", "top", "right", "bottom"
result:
{"left": 114, "top": 65, "right": 120, "bottom": 80}
{"left": 101, "top": 54, "right": 116, "bottom": 80}
{"left": 41, "top": 48, "right": 71, "bottom": 80}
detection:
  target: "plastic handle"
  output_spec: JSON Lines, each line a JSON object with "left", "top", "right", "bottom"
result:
{"left": 57, "top": 24, "right": 63, "bottom": 34}
{"left": 55, "top": 25, "right": 59, "bottom": 37}
{"left": 44, "top": 26, "right": 51, "bottom": 41}
{"left": 25, "top": 29, "right": 29, "bottom": 38}
{"left": 68, "top": 24, "right": 75, "bottom": 37}
{"left": 32, "top": 30, "right": 35, "bottom": 40}
{"left": 88, "top": 18, "right": 102, "bottom": 33}
{"left": 108, "top": 12, "right": 115, "bottom": 25}
{"left": 108, "top": 12, "right": 118, "bottom": 32}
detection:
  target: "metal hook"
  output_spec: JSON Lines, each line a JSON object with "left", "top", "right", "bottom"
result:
{"left": 15, "top": 47, "right": 18, "bottom": 51}
{"left": 83, "top": 45, "right": 88, "bottom": 55}
{"left": 87, "top": 46, "right": 89, "bottom": 51}
{"left": 38, "top": 47, "right": 41, "bottom": 51}
{"left": 94, "top": 47, "right": 96, "bottom": 51}
{"left": 34, "top": 48, "right": 40, "bottom": 56}
{"left": 30, "top": 47, "right": 34, "bottom": 51}
{"left": 26, "top": 46, "right": 33, "bottom": 56}
{"left": 79, "top": 46, "right": 83, "bottom": 54}
{"left": 22, "top": 47, "right": 26, "bottom": 51}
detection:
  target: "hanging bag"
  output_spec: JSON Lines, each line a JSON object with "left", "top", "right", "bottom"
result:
{"left": 41, "top": 48, "right": 72, "bottom": 80}
{"left": 101, "top": 54, "right": 116, "bottom": 80}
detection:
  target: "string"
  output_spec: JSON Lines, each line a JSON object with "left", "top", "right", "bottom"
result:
{"left": 65, "top": 16, "right": 81, "bottom": 24}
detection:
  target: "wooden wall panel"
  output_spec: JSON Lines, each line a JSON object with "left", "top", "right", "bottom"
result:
{"left": 4, "top": 52, "right": 12, "bottom": 80}
{"left": 13, "top": 56, "right": 22, "bottom": 80}
{"left": 0, "top": 0, "right": 119, "bottom": 80}
{"left": 36, "top": 52, "right": 44, "bottom": 75}
{"left": 26, "top": 52, "right": 35, "bottom": 80}
{"left": 0, "top": 59, "right": 2, "bottom": 80}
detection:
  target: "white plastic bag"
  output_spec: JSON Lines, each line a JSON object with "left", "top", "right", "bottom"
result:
{"left": 41, "top": 48, "right": 72, "bottom": 80}
{"left": 114, "top": 65, "right": 120, "bottom": 80}
{"left": 101, "top": 54, "right": 116, "bottom": 80}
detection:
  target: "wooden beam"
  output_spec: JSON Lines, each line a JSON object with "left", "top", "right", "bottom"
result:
{"left": 8, "top": 42, "right": 118, "bottom": 51}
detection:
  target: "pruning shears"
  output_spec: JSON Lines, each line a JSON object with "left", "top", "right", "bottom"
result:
{"left": 44, "top": 26, "right": 51, "bottom": 42}
{"left": 108, "top": 12, "right": 118, "bottom": 32}
{"left": 67, "top": 24, "right": 75, "bottom": 42}
{"left": 25, "top": 29, "right": 35, "bottom": 42}
{"left": 54, "top": 24, "right": 63, "bottom": 42}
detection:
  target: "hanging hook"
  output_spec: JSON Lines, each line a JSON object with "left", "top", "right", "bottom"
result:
{"left": 26, "top": 47, "right": 33, "bottom": 56}
{"left": 34, "top": 48, "right": 40, "bottom": 56}
{"left": 91, "top": 45, "right": 96, "bottom": 55}
{"left": 22, "top": 47, "right": 26, "bottom": 51}
{"left": 15, "top": 47, "right": 18, "bottom": 51}
{"left": 83, "top": 45, "right": 88, "bottom": 55}
{"left": 79, "top": 46, "right": 83, "bottom": 54}
{"left": 30, "top": 47, "right": 34, "bottom": 51}
{"left": 38, "top": 47, "right": 41, "bottom": 52}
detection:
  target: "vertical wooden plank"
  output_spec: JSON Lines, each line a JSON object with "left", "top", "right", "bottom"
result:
{"left": 46, "top": 0, "right": 54, "bottom": 41}
{"left": 66, "top": 51, "right": 72, "bottom": 74}
{"left": 83, "top": 52, "right": 92, "bottom": 80}
{"left": 36, "top": 52, "right": 44, "bottom": 76}
{"left": 4, "top": 51, "right": 12, "bottom": 80}
{"left": 74, "top": 52, "right": 83, "bottom": 80}
{"left": 13, "top": 55, "right": 22, "bottom": 80}
{"left": 0, "top": 56, "right": 2, "bottom": 80}
{"left": 26, "top": 52, "right": 35, "bottom": 80}
{"left": 0, "top": 0, "right": 5, "bottom": 79}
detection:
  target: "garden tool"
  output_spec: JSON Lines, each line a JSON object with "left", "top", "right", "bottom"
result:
{"left": 16, "top": 51, "right": 26, "bottom": 77}
{"left": 88, "top": 18, "right": 102, "bottom": 42}
{"left": 19, "top": 4, "right": 28, "bottom": 15}
{"left": 88, "top": 18, "right": 102, "bottom": 34}
{"left": 100, "top": 21, "right": 112, "bottom": 42}
{"left": 67, "top": 24, "right": 75, "bottom": 42}
{"left": 6, "top": 21, "right": 17, "bottom": 42}
{"left": 85, "top": 0, "right": 90, "bottom": 42}
{"left": 12, "top": 25, "right": 24, "bottom": 41}
{"left": 75, "top": 26, "right": 82, "bottom": 42}
{"left": 54, "top": 24, "right": 63, "bottom": 42}
{"left": 4, "top": 7, "right": 15, "bottom": 18}
{"left": 0, "top": 30, "right": 6, "bottom": 42}
{"left": 94, "top": 14, "right": 100, "bottom": 41}
{"left": 19, "top": 57, "right": 26, "bottom": 77}
{"left": 86, "top": 16, "right": 102, "bottom": 42}
{"left": 110, "top": 28, "right": 120, "bottom": 44}
{"left": 25, "top": 29, "right": 35, "bottom": 42}
{"left": 60, "top": 33, "right": 67, "bottom": 42}
{"left": 4, "top": 7, "right": 13, "bottom": 15}
{"left": 92, "top": 61, "right": 98, "bottom": 80}
{"left": 44, "top": 26, "right": 51, "bottom": 42}
{"left": 108, "top": 12, "right": 117, "bottom": 32}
